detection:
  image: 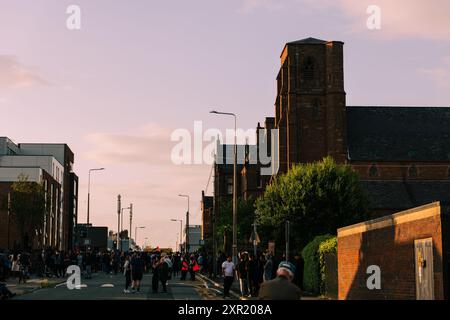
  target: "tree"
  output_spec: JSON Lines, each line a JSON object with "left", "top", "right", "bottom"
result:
{"left": 256, "top": 157, "right": 369, "bottom": 250}
{"left": 216, "top": 196, "right": 257, "bottom": 254}
{"left": 8, "top": 174, "right": 48, "bottom": 250}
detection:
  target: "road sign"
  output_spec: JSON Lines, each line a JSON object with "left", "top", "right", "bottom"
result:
{"left": 250, "top": 231, "right": 261, "bottom": 244}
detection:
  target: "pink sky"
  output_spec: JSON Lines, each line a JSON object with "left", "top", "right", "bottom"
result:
{"left": 1, "top": 0, "right": 449, "bottom": 249}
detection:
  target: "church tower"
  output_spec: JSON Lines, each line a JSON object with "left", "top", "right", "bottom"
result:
{"left": 275, "top": 37, "right": 347, "bottom": 173}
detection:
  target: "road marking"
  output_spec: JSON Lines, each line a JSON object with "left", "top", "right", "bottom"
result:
{"left": 101, "top": 284, "right": 114, "bottom": 288}
{"left": 75, "top": 284, "right": 88, "bottom": 289}
{"left": 55, "top": 283, "right": 66, "bottom": 288}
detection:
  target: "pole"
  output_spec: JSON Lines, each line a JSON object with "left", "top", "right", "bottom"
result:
{"left": 135, "top": 226, "right": 137, "bottom": 247}
{"left": 117, "top": 195, "right": 121, "bottom": 251}
{"left": 232, "top": 115, "right": 237, "bottom": 264}
{"left": 180, "top": 220, "right": 183, "bottom": 253}
{"left": 285, "top": 220, "right": 290, "bottom": 261}
{"left": 186, "top": 210, "right": 189, "bottom": 253}
{"left": 7, "top": 192, "right": 11, "bottom": 250}
{"left": 129, "top": 203, "right": 133, "bottom": 239}
{"left": 87, "top": 171, "right": 91, "bottom": 225}
{"left": 253, "top": 221, "right": 258, "bottom": 258}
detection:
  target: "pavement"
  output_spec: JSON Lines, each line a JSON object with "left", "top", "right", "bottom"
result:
{"left": 7, "top": 272, "right": 239, "bottom": 300}
{"left": 4, "top": 276, "right": 66, "bottom": 296}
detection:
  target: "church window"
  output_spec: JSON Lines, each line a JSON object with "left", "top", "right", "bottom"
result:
{"left": 408, "top": 165, "right": 418, "bottom": 178}
{"left": 302, "top": 57, "right": 315, "bottom": 81}
{"left": 369, "top": 164, "right": 378, "bottom": 177}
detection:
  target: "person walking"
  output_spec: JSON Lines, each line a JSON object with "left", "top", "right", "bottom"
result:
{"left": 158, "top": 254, "right": 170, "bottom": 293}
{"left": 189, "top": 255, "right": 199, "bottom": 281}
{"left": 237, "top": 253, "right": 249, "bottom": 298}
{"left": 11, "top": 254, "right": 22, "bottom": 283}
{"left": 151, "top": 255, "right": 160, "bottom": 293}
{"left": 221, "top": 255, "right": 235, "bottom": 299}
{"left": 85, "top": 250, "right": 92, "bottom": 279}
{"left": 130, "top": 252, "right": 145, "bottom": 293}
{"left": 172, "top": 253, "right": 180, "bottom": 278}
{"left": 258, "top": 261, "right": 302, "bottom": 300}
{"left": 248, "top": 254, "right": 259, "bottom": 297}
{"left": 123, "top": 255, "right": 131, "bottom": 293}
{"left": 180, "top": 256, "right": 189, "bottom": 281}
{"left": 77, "top": 251, "right": 83, "bottom": 275}
{"left": 263, "top": 253, "right": 273, "bottom": 282}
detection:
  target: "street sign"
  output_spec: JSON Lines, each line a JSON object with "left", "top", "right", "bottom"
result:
{"left": 250, "top": 231, "right": 261, "bottom": 244}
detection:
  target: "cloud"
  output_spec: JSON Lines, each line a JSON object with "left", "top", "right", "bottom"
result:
{"left": 85, "top": 123, "right": 174, "bottom": 166}
{"left": 0, "top": 55, "right": 48, "bottom": 89}
{"left": 306, "top": 0, "right": 450, "bottom": 41}
{"left": 418, "top": 56, "right": 450, "bottom": 88}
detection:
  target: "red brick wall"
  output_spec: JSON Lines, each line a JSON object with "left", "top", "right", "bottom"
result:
{"left": 338, "top": 202, "right": 446, "bottom": 300}
{"left": 351, "top": 161, "right": 450, "bottom": 180}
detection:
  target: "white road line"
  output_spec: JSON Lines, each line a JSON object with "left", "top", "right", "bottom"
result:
{"left": 101, "top": 284, "right": 114, "bottom": 288}
{"left": 55, "top": 283, "right": 66, "bottom": 288}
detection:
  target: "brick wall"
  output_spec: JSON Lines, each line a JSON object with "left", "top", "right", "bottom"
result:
{"left": 338, "top": 202, "right": 447, "bottom": 300}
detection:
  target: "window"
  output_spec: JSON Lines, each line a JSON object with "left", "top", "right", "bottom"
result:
{"left": 447, "top": 167, "right": 450, "bottom": 178}
{"left": 227, "top": 177, "right": 233, "bottom": 195}
{"left": 302, "top": 57, "right": 315, "bottom": 81}
{"left": 369, "top": 164, "right": 379, "bottom": 177}
{"left": 408, "top": 165, "right": 418, "bottom": 178}
{"left": 256, "top": 170, "right": 262, "bottom": 189}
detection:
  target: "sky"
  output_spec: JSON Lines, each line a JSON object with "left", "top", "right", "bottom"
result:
{"left": 1, "top": 0, "right": 450, "bottom": 249}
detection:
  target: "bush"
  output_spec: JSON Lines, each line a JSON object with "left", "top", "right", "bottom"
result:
{"left": 319, "top": 236, "right": 337, "bottom": 296}
{"left": 301, "top": 234, "right": 334, "bottom": 294}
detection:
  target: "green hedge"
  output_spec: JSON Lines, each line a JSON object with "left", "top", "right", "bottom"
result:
{"left": 301, "top": 234, "right": 334, "bottom": 294}
{"left": 318, "top": 236, "right": 337, "bottom": 295}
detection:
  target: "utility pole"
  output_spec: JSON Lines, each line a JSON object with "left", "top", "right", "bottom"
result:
{"left": 186, "top": 210, "right": 189, "bottom": 253}
{"left": 129, "top": 203, "right": 133, "bottom": 239}
{"left": 252, "top": 221, "right": 258, "bottom": 258}
{"left": 117, "top": 194, "right": 121, "bottom": 251}
{"left": 7, "top": 192, "right": 11, "bottom": 251}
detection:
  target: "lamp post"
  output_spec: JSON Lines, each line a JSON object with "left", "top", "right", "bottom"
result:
{"left": 135, "top": 226, "right": 145, "bottom": 250}
{"left": 171, "top": 219, "right": 183, "bottom": 253}
{"left": 210, "top": 110, "right": 238, "bottom": 264}
{"left": 120, "top": 206, "right": 131, "bottom": 251}
{"left": 87, "top": 168, "right": 105, "bottom": 225}
{"left": 178, "top": 194, "right": 190, "bottom": 253}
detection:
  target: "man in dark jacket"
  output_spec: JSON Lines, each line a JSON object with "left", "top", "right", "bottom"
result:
{"left": 258, "top": 261, "right": 302, "bottom": 300}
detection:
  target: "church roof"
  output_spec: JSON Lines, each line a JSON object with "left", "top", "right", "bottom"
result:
{"left": 287, "top": 37, "right": 328, "bottom": 45}
{"left": 347, "top": 106, "right": 450, "bottom": 161}
{"left": 361, "top": 180, "right": 450, "bottom": 211}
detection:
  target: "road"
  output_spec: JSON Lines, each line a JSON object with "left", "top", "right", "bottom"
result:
{"left": 15, "top": 272, "right": 234, "bottom": 300}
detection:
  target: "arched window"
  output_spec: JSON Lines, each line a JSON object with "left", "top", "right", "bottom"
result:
{"left": 408, "top": 165, "right": 418, "bottom": 178}
{"left": 369, "top": 164, "right": 378, "bottom": 177}
{"left": 302, "top": 57, "right": 315, "bottom": 81}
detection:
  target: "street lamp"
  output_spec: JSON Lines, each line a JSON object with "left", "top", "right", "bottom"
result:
{"left": 171, "top": 219, "right": 183, "bottom": 253}
{"left": 178, "top": 194, "right": 190, "bottom": 253}
{"left": 210, "top": 109, "right": 238, "bottom": 264}
{"left": 135, "top": 226, "right": 145, "bottom": 250}
{"left": 87, "top": 168, "right": 105, "bottom": 225}
{"left": 120, "top": 206, "right": 131, "bottom": 251}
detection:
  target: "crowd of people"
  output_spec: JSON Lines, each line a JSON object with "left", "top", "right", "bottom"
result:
{"left": 1, "top": 246, "right": 303, "bottom": 300}
{"left": 216, "top": 250, "right": 304, "bottom": 299}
